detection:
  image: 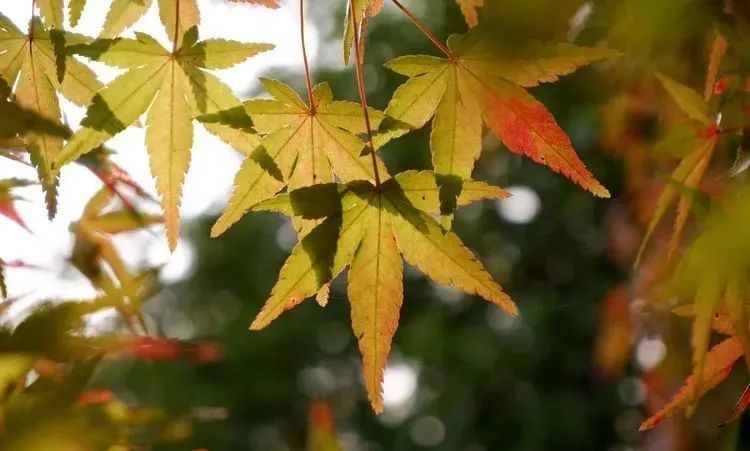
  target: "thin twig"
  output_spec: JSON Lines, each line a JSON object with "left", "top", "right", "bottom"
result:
{"left": 390, "top": 0, "right": 452, "bottom": 58}
{"left": 350, "top": 0, "right": 381, "bottom": 188}
{"left": 300, "top": 0, "right": 316, "bottom": 112}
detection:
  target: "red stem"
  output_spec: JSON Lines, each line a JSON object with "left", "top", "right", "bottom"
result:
{"left": 350, "top": 0, "right": 381, "bottom": 188}
{"left": 300, "top": 0, "right": 316, "bottom": 112}
{"left": 390, "top": 0, "right": 452, "bottom": 58}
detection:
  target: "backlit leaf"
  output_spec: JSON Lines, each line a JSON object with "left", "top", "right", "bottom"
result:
{"left": 157, "top": 0, "right": 200, "bottom": 48}
{"left": 101, "top": 0, "right": 154, "bottom": 38}
{"left": 655, "top": 71, "right": 712, "bottom": 126}
{"left": 385, "top": 26, "right": 615, "bottom": 213}
{"left": 211, "top": 79, "right": 388, "bottom": 237}
{"left": 249, "top": 179, "right": 517, "bottom": 412}
{"left": 640, "top": 337, "right": 743, "bottom": 430}
{"left": 0, "top": 14, "right": 102, "bottom": 217}
{"left": 58, "top": 28, "right": 271, "bottom": 249}
{"left": 37, "top": 0, "right": 64, "bottom": 29}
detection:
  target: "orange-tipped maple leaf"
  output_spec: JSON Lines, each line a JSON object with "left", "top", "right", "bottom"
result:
{"left": 384, "top": 26, "right": 618, "bottom": 214}
{"left": 640, "top": 336, "right": 744, "bottom": 431}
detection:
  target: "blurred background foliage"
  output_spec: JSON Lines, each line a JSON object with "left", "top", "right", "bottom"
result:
{"left": 4, "top": 0, "right": 750, "bottom": 449}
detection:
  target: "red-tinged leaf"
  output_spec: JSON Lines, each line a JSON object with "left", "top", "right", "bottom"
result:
{"left": 0, "top": 178, "right": 35, "bottom": 232}
{"left": 77, "top": 388, "right": 115, "bottom": 405}
{"left": 0, "top": 200, "right": 30, "bottom": 233}
{"left": 714, "top": 76, "right": 731, "bottom": 96}
{"left": 594, "top": 285, "right": 632, "bottom": 376}
{"left": 722, "top": 383, "right": 750, "bottom": 426}
{"left": 672, "top": 304, "right": 735, "bottom": 336}
{"left": 119, "top": 336, "right": 183, "bottom": 361}
{"left": 635, "top": 140, "right": 713, "bottom": 267}
{"left": 117, "top": 337, "right": 222, "bottom": 362}
{"left": 639, "top": 336, "right": 744, "bottom": 431}
{"left": 481, "top": 80, "right": 610, "bottom": 197}
{"left": 227, "top": 0, "right": 280, "bottom": 8}
{"left": 667, "top": 136, "right": 717, "bottom": 258}
{"left": 308, "top": 400, "right": 343, "bottom": 451}
{"left": 704, "top": 32, "right": 727, "bottom": 101}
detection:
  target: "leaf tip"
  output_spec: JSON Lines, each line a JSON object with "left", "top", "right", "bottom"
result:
{"left": 592, "top": 184, "right": 611, "bottom": 199}
{"left": 209, "top": 222, "right": 225, "bottom": 239}
{"left": 249, "top": 314, "right": 269, "bottom": 331}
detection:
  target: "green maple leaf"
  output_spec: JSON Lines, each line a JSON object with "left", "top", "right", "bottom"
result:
{"left": 0, "top": 13, "right": 101, "bottom": 217}
{"left": 383, "top": 27, "right": 618, "bottom": 221}
{"left": 211, "top": 79, "right": 390, "bottom": 237}
{"left": 248, "top": 170, "right": 516, "bottom": 413}
{"left": 57, "top": 25, "right": 273, "bottom": 249}
{"left": 0, "top": 76, "right": 68, "bottom": 141}
{"left": 342, "top": 0, "right": 382, "bottom": 65}
{"left": 662, "top": 181, "right": 750, "bottom": 411}
{"left": 70, "top": 187, "right": 162, "bottom": 324}
{"left": 69, "top": 0, "right": 195, "bottom": 40}
{"left": 36, "top": 0, "right": 65, "bottom": 30}
{"left": 635, "top": 73, "right": 718, "bottom": 266}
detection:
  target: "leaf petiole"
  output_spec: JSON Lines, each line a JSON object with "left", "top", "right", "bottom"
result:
{"left": 390, "top": 0, "right": 453, "bottom": 59}
{"left": 350, "top": 0, "right": 382, "bottom": 189}
{"left": 300, "top": 0, "right": 316, "bottom": 112}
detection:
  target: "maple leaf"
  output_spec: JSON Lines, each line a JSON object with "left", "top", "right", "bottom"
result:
{"left": 640, "top": 336, "right": 744, "bottom": 431}
{"left": 704, "top": 32, "right": 727, "bottom": 101}
{"left": 70, "top": 187, "right": 162, "bottom": 327}
{"left": 211, "top": 79, "right": 389, "bottom": 237}
{"left": 456, "top": 0, "right": 484, "bottom": 27}
{"left": 0, "top": 178, "right": 35, "bottom": 233}
{"left": 68, "top": 0, "right": 86, "bottom": 28}
{"left": 37, "top": 0, "right": 65, "bottom": 30}
{"left": 343, "top": 0, "right": 383, "bottom": 65}
{"left": 248, "top": 170, "right": 516, "bottom": 412}
{"left": 635, "top": 73, "right": 719, "bottom": 266}
{"left": 663, "top": 181, "right": 750, "bottom": 406}
{"left": 0, "top": 79, "right": 68, "bottom": 146}
{"left": 58, "top": 27, "right": 273, "bottom": 249}
{"left": 78, "top": 146, "right": 156, "bottom": 206}
{"left": 383, "top": 26, "right": 617, "bottom": 217}
{"left": 0, "top": 13, "right": 102, "bottom": 217}
{"left": 66, "top": 0, "right": 162, "bottom": 38}
{"left": 100, "top": 0, "right": 155, "bottom": 38}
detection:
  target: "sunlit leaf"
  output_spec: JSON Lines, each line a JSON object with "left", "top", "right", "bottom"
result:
{"left": 0, "top": 14, "right": 102, "bottom": 217}
{"left": 211, "top": 79, "right": 388, "bottom": 237}
{"left": 384, "top": 26, "right": 616, "bottom": 216}
{"left": 59, "top": 28, "right": 271, "bottom": 249}
{"left": 101, "top": 0, "right": 154, "bottom": 38}
{"left": 249, "top": 177, "right": 517, "bottom": 412}
{"left": 655, "top": 71, "right": 712, "bottom": 126}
